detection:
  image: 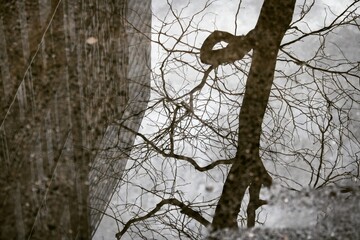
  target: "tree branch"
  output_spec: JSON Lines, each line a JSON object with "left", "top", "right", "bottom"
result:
{"left": 115, "top": 198, "right": 210, "bottom": 239}
{"left": 200, "top": 30, "right": 255, "bottom": 67}
{"left": 120, "top": 124, "right": 233, "bottom": 172}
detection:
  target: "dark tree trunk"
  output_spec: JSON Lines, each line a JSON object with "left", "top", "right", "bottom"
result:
{"left": 211, "top": 0, "right": 296, "bottom": 231}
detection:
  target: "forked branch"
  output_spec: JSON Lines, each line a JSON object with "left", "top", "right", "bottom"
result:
{"left": 115, "top": 198, "right": 210, "bottom": 239}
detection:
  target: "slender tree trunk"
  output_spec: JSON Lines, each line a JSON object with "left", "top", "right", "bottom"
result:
{"left": 211, "top": 0, "right": 296, "bottom": 231}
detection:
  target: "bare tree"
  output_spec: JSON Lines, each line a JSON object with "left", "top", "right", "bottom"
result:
{"left": 106, "top": 0, "right": 360, "bottom": 239}
{"left": 209, "top": 0, "right": 295, "bottom": 230}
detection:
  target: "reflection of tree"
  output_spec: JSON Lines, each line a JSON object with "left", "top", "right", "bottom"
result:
{"left": 111, "top": 0, "right": 360, "bottom": 239}
{"left": 210, "top": 0, "right": 295, "bottom": 230}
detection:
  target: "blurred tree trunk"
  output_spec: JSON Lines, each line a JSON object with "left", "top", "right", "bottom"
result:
{"left": 211, "top": 0, "right": 296, "bottom": 231}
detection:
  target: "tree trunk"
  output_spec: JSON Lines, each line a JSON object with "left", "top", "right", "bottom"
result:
{"left": 211, "top": 0, "right": 296, "bottom": 231}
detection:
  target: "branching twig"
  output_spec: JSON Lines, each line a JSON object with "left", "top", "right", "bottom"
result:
{"left": 115, "top": 198, "right": 210, "bottom": 239}
{"left": 120, "top": 124, "right": 233, "bottom": 172}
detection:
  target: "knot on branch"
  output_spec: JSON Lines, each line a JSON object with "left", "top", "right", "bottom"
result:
{"left": 200, "top": 30, "right": 255, "bottom": 67}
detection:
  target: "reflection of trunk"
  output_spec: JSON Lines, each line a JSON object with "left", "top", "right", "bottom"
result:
{"left": 211, "top": 0, "right": 296, "bottom": 231}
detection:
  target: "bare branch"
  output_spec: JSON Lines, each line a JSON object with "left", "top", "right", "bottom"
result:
{"left": 115, "top": 198, "right": 210, "bottom": 239}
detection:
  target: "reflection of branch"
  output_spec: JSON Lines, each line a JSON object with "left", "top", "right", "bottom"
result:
{"left": 280, "top": 49, "right": 359, "bottom": 79}
{"left": 115, "top": 198, "right": 210, "bottom": 239}
{"left": 180, "top": 101, "right": 230, "bottom": 140}
{"left": 188, "top": 66, "right": 213, "bottom": 100}
{"left": 173, "top": 65, "right": 213, "bottom": 102}
{"left": 247, "top": 182, "right": 268, "bottom": 227}
{"left": 281, "top": 1, "right": 359, "bottom": 48}
{"left": 314, "top": 104, "right": 333, "bottom": 188}
{"left": 121, "top": 124, "right": 233, "bottom": 172}
{"left": 200, "top": 30, "right": 255, "bottom": 67}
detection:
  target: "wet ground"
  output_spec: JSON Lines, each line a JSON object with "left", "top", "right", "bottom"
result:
{"left": 208, "top": 185, "right": 360, "bottom": 240}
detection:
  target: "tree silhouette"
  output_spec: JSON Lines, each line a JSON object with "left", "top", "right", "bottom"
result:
{"left": 208, "top": 0, "right": 296, "bottom": 230}
{"left": 108, "top": 0, "right": 360, "bottom": 239}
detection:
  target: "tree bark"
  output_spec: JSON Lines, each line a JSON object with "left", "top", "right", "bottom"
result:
{"left": 210, "top": 0, "right": 296, "bottom": 231}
